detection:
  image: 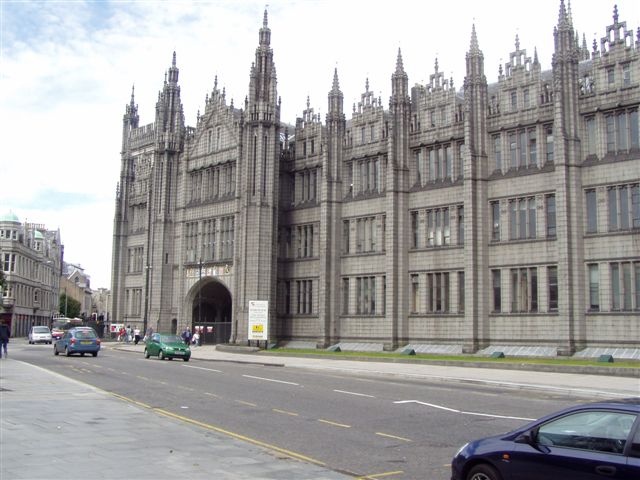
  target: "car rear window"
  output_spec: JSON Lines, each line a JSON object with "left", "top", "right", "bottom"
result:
{"left": 33, "top": 327, "right": 50, "bottom": 333}
{"left": 160, "top": 335, "right": 183, "bottom": 343}
{"left": 74, "top": 330, "right": 97, "bottom": 339}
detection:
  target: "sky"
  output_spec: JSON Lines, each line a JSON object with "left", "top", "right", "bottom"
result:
{"left": 1, "top": 0, "right": 637, "bottom": 289}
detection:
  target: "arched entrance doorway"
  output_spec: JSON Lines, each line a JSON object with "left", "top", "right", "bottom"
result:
{"left": 192, "top": 279, "right": 232, "bottom": 344}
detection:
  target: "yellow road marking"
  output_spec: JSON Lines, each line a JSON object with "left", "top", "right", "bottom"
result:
{"left": 375, "top": 432, "right": 412, "bottom": 442}
{"left": 236, "top": 400, "right": 257, "bottom": 407}
{"left": 357, "top": 471, "right": 404, "bottom": 479}
{"left": 109, "top": 392, "right": 151, "bottom": 409}
{"left": 318, "top": 419, "right": 351, "bottom": 428}
{"left": 272, "top": 408, "right": 298, "bottom": 416}
{"left": 152, "top": 407, "right": 326, "bottom": 466}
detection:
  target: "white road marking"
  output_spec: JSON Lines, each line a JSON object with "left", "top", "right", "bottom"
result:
{"left": 394, "top": 400, "right": 534, "bottom": 421}
{"left": 242, "top": 374, "right": 299, "bottom": 386}
{"left": 183, "top": 365, "right": 223, "bottom": 373}
{"left": 333, "top": 389, "right": 375, "bottom": 398}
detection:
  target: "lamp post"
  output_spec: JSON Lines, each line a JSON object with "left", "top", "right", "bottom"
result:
{"left": 143, "top": 264, "right": 151, "bottom": 335}
{"left": 198, "top": 257, "right": 203, "bottom": 345}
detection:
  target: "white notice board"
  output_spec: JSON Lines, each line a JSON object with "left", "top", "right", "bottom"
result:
{"left": 248, "top": 300, "right": 269, "bottom": 341}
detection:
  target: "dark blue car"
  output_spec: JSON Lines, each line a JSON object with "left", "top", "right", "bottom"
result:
{"left": 54, "top": 327, "right": 101, "bottom": 357}
{"left": 451, "top": 398, "right": 640, "bottom": 480}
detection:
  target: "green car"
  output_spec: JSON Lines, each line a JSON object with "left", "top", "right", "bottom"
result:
{"left": 144, "top": 333, "right": 191, "bottom": 361}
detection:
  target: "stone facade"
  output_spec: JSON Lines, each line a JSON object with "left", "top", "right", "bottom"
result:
{"left": 111, "top": 3, "right": 639, "bottom": 354}
{"left": 0, "top": 212, "right": 63, "bottom": 337}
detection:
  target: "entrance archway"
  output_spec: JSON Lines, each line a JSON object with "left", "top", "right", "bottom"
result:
{"left": 192, "top": 279, "right": 232, "bottom": 344}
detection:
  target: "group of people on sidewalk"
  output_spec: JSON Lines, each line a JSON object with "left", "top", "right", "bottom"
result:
{"left": 181, "top": 328, "right": 201, "bottom": 347}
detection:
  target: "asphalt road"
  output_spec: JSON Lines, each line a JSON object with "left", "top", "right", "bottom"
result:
{"left": 12, "top": 342, "right": 585, "bottom": 480}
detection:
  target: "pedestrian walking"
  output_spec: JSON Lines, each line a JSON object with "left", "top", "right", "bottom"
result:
{"left": 191, "top": 331, "right": 200, "bottom": 347}
{"left": 0, "top": 322, "right": 10, "bottom": 358}
{"left": 134, "top": 327, "right": 141, "bottom": 345}
{"left": 125, "top": 325, "right": 132, "bottom": 343}
{"left": 181, "top": 328, "right": 191, "bottom": 346}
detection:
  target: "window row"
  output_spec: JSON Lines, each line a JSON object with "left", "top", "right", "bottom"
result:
{"left": 127, "top": 247, "right": 144, "bottom": 273}
{"left": 584, "top": 109, "right": 639, "bottom": 157}
{"left": 585, "top": 184, "right": 640, "bottom": 234}
{"left": 491, "top": 266, "right": 558, "bottom": 313}
{"left": 413, "top": 142, "right": 465, "bottom": 185}
{"left": 341, "top": 276, "right": 386, "bottom": 315}
{"left": 0, "top": 229, "right": 18, "bottom": 240}
{"left": 184, "top": 216, "right": 235, "bottom": 263}
{"left": 492, "top": 124, "right": 553, "bottom": 172}
{"left": 291, "top": 169, "right": 319, "bottom": 204}
{"left": 1, "top": 282, "right": 54, "bottom": 311}
{"left": 277, "top": 279, "right": 314, "bottom": 315}
{"left": 411, "top": 205, "right": 464, "bottom": 248}
{"left": 2, "top": 253, "right": 56, "bottom": 284}
{"left": 410, "top": 271, "right": 465, "bottom": 314}
{"left": 345, "top": 156, "right": 385, "bottom": 197}
{"left": 588, "top": 262, "right": 640, "bottom": 312}
{"left": 278, "top": 223, "right": 318, "bottom": 259}
{"left": 123, "top": 288, "right": 143, "bottom": 317}
{"left": 188, "top": 163, "right": 236, "bottom": 204}
{"left": 342, "top": 216, "right": 386, "bottom": 254}
{"left": 491, "top": 194, "right": 556, "bottom": 241}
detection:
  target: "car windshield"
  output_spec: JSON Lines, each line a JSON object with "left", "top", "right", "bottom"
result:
{"left": 74, "top": 330, "right": 97, "bottom": 339}
{"left": 160, "top": 335, "right": 183, "bottom": 343}
{"left": 33, "top": 327, "right": 50, "bottom": 333}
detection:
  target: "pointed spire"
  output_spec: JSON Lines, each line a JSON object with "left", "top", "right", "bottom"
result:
{"left": 515, "top": 34, "right": 520, "bottom": 51}
{"left": 534, "top": 46, "right": 539, "bottom": 64}
{"left": 395, "top": 48, "right": 405, "bottom": 74}
{"left": 469, "top": 24, "right": 481, "bottom": 54}
{"left": 434, "top": 57, "right": 439, "bottom": 72}
{"left": 130, "top": 84, "right": 135, "bottom": 106}
{"left": 558, "top": 0, "right": 570, "bottom": 29}
{"left": 613, "top": 4, "right": 619, "bottom": 24}
{"left": 172, "top": 51, "right": 176, "bottom": 67}
{"left": 567, "top": 0, "right": 573, "bottom": 25}
{"left": 331, "top": 67, "right": 340, "bottom": 92}
{"left": 365, "top": 77, "right": 369, "bottom": 92}
{"left": 263, "top": 8, "right": 268, "bottom": 28}
{"left": 306, "top": 95, "right": 310, "bottom": 110}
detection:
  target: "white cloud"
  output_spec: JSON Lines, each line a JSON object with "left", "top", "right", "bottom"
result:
{"left": 1, "top": 0, "right": 636, "bottom": 288}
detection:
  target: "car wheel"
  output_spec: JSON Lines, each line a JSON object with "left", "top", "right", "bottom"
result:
{"left": 54, "top": 346, "right": 59, "bottom": 356}
{"left": 81, "top": 352, "right": 85, "bottom": 357}
{"left": 159, "top": 350, "right": 165, "bottom": 360}
{"left": 144, "top": 349, "right": 150, "bottom": 359}
{"left": 92, "top": 352, "right": 98, "bottom": 357}
{"left": 183, "top": 357, "right": 190, "bottom": 362}
{"left": 467, "top": 464, "right": 502, "bottom": 480}
{"left": 65, "top": 347, "right": 71, "bottom": 357}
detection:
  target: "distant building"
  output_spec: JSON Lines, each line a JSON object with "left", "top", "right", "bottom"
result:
{"left": 111, "top": 3, "right": 639, "bottom": 354}
{"left": 60, "top": 262, "right": 93, "bottom": 319}
{"left": 92, "top": 287, "right": 111, "bottom": 323}
{"left": 0, "top": 211, "right": 63, "bottom": 336}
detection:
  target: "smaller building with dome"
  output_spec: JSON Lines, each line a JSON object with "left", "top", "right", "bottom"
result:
{"left": 0, "top": 211, "right": 63, "bottom": 336}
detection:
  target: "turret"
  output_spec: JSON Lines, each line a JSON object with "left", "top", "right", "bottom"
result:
{"left": 121, "top": 85, "right": 139, "bottom": 152}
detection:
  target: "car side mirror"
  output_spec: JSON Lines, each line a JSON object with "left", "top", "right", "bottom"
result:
{"left": 515, "top": 432, "right": 534, "bottom": 445}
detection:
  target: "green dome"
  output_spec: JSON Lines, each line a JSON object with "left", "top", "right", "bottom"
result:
{"left": 34, "top": 230, "right": 44, "bottom": 239}
{"left": 0, "top": 211, "right": 20, "bottom": 223}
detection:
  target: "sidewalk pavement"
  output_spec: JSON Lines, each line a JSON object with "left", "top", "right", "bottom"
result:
{"left": 0, "top": 358, "right": 350, "bottom": 480}
{"left": 113, "top": 343, "right": 640, "bottom": 399}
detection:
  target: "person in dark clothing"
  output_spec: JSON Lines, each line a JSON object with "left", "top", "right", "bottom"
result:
{"left": 0, "top": 323, "right": 10, "bottom": 358}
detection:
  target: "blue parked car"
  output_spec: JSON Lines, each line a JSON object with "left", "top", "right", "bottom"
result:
{"left": 54, "top": 327, "right": 101, "bottom": 357}
{"left": 451, "top": 398, "right": 640, "bottom": 480}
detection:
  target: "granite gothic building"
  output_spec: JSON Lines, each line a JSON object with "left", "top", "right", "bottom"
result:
{"left": 111, "top": 3, "right": 640, "bottom": 355}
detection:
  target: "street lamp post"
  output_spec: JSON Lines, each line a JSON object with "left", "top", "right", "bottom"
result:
{"left": 143, "top": 264, "right": 151, "bottom": 335}
{"left": 198, "top": 257, "right": 203, "bottom": 345}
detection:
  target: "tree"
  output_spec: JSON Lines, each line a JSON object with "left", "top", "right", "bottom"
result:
{"left": 59, "top": 292, "right": 81, "bottom": 319}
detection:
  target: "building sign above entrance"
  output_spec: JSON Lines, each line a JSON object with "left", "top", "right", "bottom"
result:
{"left": 248, "top": 300, "right": 268, "bottom": 341}
{"left": 185, "top": 264, "right": 231, "bottom": 279}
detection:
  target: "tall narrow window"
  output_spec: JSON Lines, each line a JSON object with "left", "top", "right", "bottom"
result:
{"left": 427, "top": 210, "right": 434, "bottom": 247}
{"left": 606, "top": 115, "right": 616, "bottom": 153}
{"left": 588, "top": 264, "right": 599, "bottom": 311}
{"left": 519, "top": 199, "right": 527, "bottom": 239}
{"left": 343, "top": 220, "right": 350, "bottom": 254}
{"left": 519, "top": 130, "right": 527, "bottom": 166}
{"left": 546, "top": 195, "right": 556, "bottom": 238}
{"left": 493, "top": 135, "right": 502, "bottom": 171}
{"left": 411, "top": 275, "right": 419, "bottom": 313}
{"left": 509, "top": 132, "right": 517, "bottom": 168}
{"left": 342, "top": 278, "right": 349, "bottom": 314}
{"left": 617, "top": 113, "right": 628, "bottom": 152}
{"left": 457, "top": 206, "right": 464, "bottom": 245}
{"left": 509, "top": 200, "right": 517, "bottom": 240}
{"left": 632, "top": 184, "right": 640, "bottom": 228}
{"left": 622, "top": 263, "right": 632, "bottom": 311}
{"left": 545, "top": 125, "right": 554, "bottom": 163}
{"left": 492, "top": 270, "right": 501, "bottom": 312}
{"left": 608, "top": 187, "right": 618, "bottom": 230}
{"left": 445, "top": 145, "right": 452, "bottom": 179}
{"left": 586, "top": 189, "right": 598, "bottom": 233}
{"left": 528, "top": 197, "right": 536, "bottom": 238}
{"left": 528, "top": 128, "right": 537, "bottom": 167}
{"left": 585, "top": 117, "right": 596, "bottom": 156}
{"left": 611, "top": 263, "right": 620, "bottom": 310}
{"left": 411, "top": 212, "right": 419, "bottom": 248}
{"left": 630, "top": 110, "right": 639, "bottom": 149}
{"left": 458, "top": 271, "right": 465, "bottom": 313}
{"left": 491, "top": 201, "right": 500, "bottom": 241}
{"left": 548, "top": 266, "right": 558, "bottom": 311}
{"left": 620, "top": 186, "right": 629, "bottom": 230}
{"left": 530, "top": 268, "right": 538, "bottom": 312}
{"left": 443, "top": 208, "right": 450, "bottom": 245}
